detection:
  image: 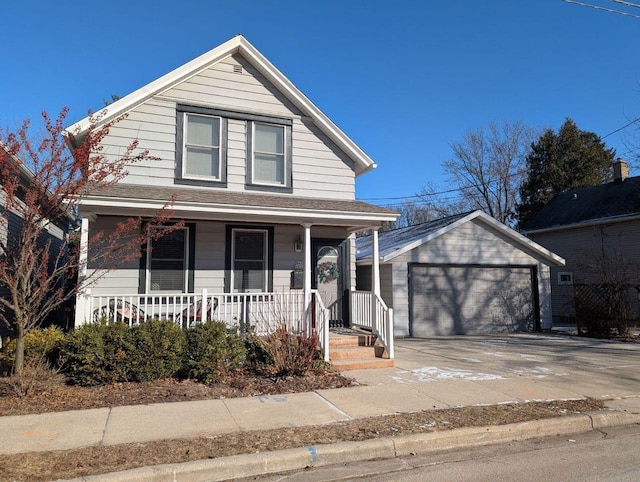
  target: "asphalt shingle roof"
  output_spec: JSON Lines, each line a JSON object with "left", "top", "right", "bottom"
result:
{"left": 89, "top": 184, "right": 397, "bottom": 216}
{"left": 356, "top": 212, "right": 472, "bottom": 260}
{"left": 524, "top": 176, "right": 640, "bottom": 232}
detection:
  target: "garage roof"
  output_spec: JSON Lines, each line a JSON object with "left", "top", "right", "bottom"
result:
{"left": 356, "top": 210, "right": 564, "bottom": 265}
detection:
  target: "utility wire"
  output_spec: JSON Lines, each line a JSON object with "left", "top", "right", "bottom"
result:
{"left": 612, "top": 0, "right": 640, "bottom": 10}
{"left": 562, "top": 0, "right": 640, "bottom": 18}
{"left": 602, "top": 117, "right": 640, "bottom": 138}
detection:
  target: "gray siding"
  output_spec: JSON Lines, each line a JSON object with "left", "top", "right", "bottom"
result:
{"left": 530, "top": 219, "right": 640, "bottom": 321}
{"left": 99, "top": 54, "right": 356, "bottom": 199}
{"left": 87, "top": 217, "right": 350, "bottom": 296}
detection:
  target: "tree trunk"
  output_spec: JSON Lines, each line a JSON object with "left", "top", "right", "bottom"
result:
{"left": 14, "top": 324, "right": 25, "bottom": 378}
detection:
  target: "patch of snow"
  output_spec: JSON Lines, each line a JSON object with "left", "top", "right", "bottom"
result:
{"left": 407, "top": 366, "right": 504, "bottom": 383}
{"left": 519, "top": 354, "right": 538, "bottom": 360}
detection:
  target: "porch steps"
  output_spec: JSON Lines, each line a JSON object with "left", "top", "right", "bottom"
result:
{"left": 329, "top": 331, "right": 394, "bottom": 371}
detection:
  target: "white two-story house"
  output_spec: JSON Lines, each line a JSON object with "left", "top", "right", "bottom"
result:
{"left": 66, "top": 35, "right": 398, "bottom": 360}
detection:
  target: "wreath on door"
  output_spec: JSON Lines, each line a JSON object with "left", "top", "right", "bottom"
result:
{"left": 317, "top": 261, "right": 339, "bottom": 284}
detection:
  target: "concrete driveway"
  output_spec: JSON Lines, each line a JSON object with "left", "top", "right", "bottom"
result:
{"left": 328, "top": 334, "right": 640, "bottom": 417}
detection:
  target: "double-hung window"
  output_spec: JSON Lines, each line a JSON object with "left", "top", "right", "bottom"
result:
{"left": 146, "top": 227, "right": 188, "bottom": 293}
{"left": 252, "top": 123, "right": 285, "bottom": 185}
{"left": 231, "top": 229, "right": 268, "bottom": 292}
{"left": 183, "top": 113, "right": 221, "bottom": 180}
{"left": 247, "top": 117, "right": 292, "bottom": 192}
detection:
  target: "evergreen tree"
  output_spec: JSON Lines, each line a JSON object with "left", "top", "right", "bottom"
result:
{"left": 516, "top": 118, "right": 615, "bottom": 229}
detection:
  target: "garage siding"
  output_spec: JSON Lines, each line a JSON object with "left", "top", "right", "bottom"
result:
{"left": 409, "top": 264, "right": 536, "bottom": 336}
{"left": 390, "top": 219, "right": 547, "bottom": 337}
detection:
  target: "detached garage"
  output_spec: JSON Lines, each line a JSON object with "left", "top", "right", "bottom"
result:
{"left": 356, "top": 211, "right": 564, "bottom": 337}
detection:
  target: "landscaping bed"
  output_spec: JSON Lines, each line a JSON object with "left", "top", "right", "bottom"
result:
{"left": 0, "top": 372, "right": 353, "bottom": 417}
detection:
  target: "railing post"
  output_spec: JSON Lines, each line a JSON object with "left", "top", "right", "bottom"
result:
{"left": 75, "top": 288, "right": 92, "bottom": 327}
{"left": 387, "top": 308, "right": 394, "bottom": 359}
{"left": 201, "top": 288, "right": 208, "bottom": 323}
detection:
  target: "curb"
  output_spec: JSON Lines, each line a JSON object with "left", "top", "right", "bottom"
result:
{"left": 67, "top": 411, "right": 640, "bottom": 482}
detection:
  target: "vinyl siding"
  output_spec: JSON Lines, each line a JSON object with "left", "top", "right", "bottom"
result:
{"left": 367, "top": 219, "right": 556, "bottom": 337}
{"left": 86, "top": 217, "right": 350, "bottom": 296}
{"left": 101, "top": 54, "right": 356, "bottom": 199}
{"left": 529, "top": 219, "right": 640, "bottom": 321}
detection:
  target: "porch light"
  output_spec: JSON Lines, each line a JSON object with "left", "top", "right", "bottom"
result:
{"left": 294, "top": 235, "right": 303, "bottom": 252}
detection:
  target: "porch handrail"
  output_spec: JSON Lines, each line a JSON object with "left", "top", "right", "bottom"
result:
{"left": 349, "top": 290, "right": 394, "bottom": 359}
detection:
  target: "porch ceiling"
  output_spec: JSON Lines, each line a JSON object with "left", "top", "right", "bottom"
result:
{"left": 79, "top": 184, "right": 398, "bottom": 229}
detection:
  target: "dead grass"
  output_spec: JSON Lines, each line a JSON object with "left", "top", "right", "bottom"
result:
{"left": 0, "top": 398, "right": 605, "bottom": 481}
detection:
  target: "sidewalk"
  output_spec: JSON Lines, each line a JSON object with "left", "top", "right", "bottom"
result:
{"left": 2, "top": 335, "right": 640, "bottom": 479}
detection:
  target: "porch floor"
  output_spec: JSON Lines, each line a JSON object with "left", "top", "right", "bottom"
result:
{"left": 328, "top": 328, "right": 394, "bottom": 371}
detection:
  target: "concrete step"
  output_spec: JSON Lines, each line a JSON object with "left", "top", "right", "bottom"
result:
{"left": 329, "top": 345, "right": 386, "bottom": 360}
{"left": 329, "top": 334, "right": 377, "bottom": 347}
{"left": 331, "top": 358, "right": 395, "bottom": 371}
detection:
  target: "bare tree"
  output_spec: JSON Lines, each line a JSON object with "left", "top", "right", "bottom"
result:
{"left": 0, "top": 108, "right": 179, "bottom": 378}
{"left": 419, "top": 121, "right": 536, "bottom": 226}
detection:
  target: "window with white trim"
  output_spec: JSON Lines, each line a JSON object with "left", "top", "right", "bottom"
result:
{"left": 231, "top": 229, "right": 268, "bottom": 292}
{"left": 252, "top": 123, "right": 285, "bottom": 185}
{"left": 147, "top": 227, "right": 188, "bottom": 292}
{"left": 557, "top": 271, "right": 573, "bottom": 286}
{"left": 182, "top": 113, "right": 222, "bottom": 180}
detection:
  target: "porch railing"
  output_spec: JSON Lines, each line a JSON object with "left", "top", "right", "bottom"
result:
{"left": 78, "top": 289, "right": 330, "bottom": 361}
{"left": 349, "top": 290, "right": 394, "bottom": 359}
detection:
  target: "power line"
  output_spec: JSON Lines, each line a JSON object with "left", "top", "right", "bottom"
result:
{"left": 602, "top": 117, "right": 640, "bottom": 138}
{"left": 562, "top": 0, "right": 640, "bottom": 18}
{"left": 612, "top": 0, "right": 640, "bottom": 9}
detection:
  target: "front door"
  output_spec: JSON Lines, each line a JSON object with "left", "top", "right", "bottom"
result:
{"left": 312, "top": 239, "right": 345, "bottom": 326}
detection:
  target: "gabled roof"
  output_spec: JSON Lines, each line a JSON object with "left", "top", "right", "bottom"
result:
{"left": 356, "top": 210, "right": 564, "bottom": 265}
{"left": 65, "top": 35, "right": 376, "bottom": 176}
{"left": 523, "top": 176, "right": 640, "bottom": 233}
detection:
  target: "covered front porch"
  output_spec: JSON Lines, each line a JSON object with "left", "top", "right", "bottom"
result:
{"left": 74, "top": 186, "right": 398, "bottom": 364}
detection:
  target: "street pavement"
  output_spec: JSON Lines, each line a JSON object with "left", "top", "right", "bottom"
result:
{"left": 2, "top": 333, "right": 640, "bottom": 480}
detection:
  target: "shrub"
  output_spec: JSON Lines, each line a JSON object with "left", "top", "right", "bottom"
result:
{"left": 184, "top": 320, "right": 246, "bottom": 384}
{"left": 260, "top": 327, "right": 322, "bottom": 376}
{"left": 60, "top": 321, "right": 135, "bottom": 386}
{"left": 1, "top": 326, "right": 65, "bottom": 368}
{"left": 129, "top": 319, "right": 185, "bottom": 381}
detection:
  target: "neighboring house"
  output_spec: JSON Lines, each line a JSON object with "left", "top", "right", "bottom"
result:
{"left": 65, "top": 36, "right": 398, "bottom": 360}
{"left": 0, "top": 143, "right": 71, "bottom": 341}
{"left": 523, "top": 159, "right": 640, "bottom": 323}
{"left": 356, "top": 211, "right": 564, "bottom": 337}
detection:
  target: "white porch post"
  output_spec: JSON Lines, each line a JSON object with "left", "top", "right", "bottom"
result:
{"left": 371, "top": 227, "right": 380, "bottom": 332}
{"left": 371, "top": 227, "right": 381, "bottom": 298}
{"left": 302, "top": 223, "right": 312, "bottom": 317}
{"left": 74, "top": 217, "right": 90, "bottom": 327}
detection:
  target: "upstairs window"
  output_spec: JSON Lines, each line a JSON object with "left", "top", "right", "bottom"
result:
{"left": 246, "top": 119, "right": 292, "bottom": 192}
{"left": 253, "top": 123, "right": 285, "bottom": 185}
{"left": 183, "top": 113, "right": 221, "bottom": 180}
{"left": 176, "top": 105, "right": 228, "bottom": 186}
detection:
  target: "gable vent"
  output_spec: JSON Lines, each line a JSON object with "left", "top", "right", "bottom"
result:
{"left": 233, "top": 64, "right": 243, "bottom": 74}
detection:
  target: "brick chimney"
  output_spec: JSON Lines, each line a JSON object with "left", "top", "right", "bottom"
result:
{"left": 613, "top": 158, "right": 628, "bottom": 183}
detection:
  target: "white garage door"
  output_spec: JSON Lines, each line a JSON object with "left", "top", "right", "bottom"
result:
{"left": 409, "top": 264, "right": 536, "bottom": 337}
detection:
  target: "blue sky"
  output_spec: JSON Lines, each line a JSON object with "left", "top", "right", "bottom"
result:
{"left": 2, "top": 0, "right": 639, "bottom": 208}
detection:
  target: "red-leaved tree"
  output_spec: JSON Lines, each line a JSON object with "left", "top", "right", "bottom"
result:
{"left": 0, "top": 108, "right": 178, "bottom": 378}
